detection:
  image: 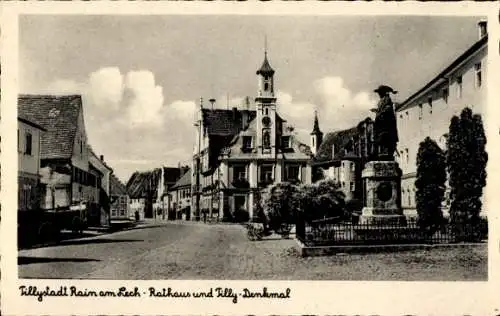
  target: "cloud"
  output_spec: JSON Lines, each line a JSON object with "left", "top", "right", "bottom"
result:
{"left": 87, "top": 67, "right": 124, "bottom": 112}
{"left": 276, "top": 76, "right": 377, "bottom": 143}
{"left": 313, "top": 76, "right": 377, "bottom": 129}
{"left": 124, "top": 70, "right": 165, "bottom": 126}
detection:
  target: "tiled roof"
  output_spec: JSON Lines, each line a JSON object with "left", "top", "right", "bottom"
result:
{"left": 126, "top": 168, "right": 162, "bottom": 199}
{"left": 202, "top": 108, "right": 256, "bottom": 136}
{"left": 313, "top": 127, "right": 359, "bottom": 164}
{"left": 110, "top": 174, "right": 128, "bottom": 196}
{"left": 171, "top": 168, "right": 191, "bottom": 189}
{"left": 163, "top": 167, "right": 182, "bottom": 185}
{"left": 18, "top": 95, "right": 82, "bottom": 160}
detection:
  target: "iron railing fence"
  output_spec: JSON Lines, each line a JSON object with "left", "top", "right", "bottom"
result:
{"left": 295, "top": 217, "right": 487, "bottom": 246}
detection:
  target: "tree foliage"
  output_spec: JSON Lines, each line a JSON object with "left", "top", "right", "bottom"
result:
{"left": 262, "top": 182, "right": 301, "bottom": 229}
{"left": 415, "top": 137, "right": 446, "bottom": 233}
{"left": 299, "top": 179, "right": 347, "bottom": 222}
{"left": 446, "top": 107, "right": 488, "bottom": 240}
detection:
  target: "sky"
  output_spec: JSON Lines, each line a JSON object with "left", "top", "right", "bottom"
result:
{"left": 19, "top": 15, "right": 482, "bottom": 182}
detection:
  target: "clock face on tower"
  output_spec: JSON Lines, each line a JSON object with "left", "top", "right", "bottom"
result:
{"left": 262, "top": 116, "right": 271, "bottom": 127}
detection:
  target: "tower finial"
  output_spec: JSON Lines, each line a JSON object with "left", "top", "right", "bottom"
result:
{"left": 264, "top": 34, "right": 268, "bottom": 56}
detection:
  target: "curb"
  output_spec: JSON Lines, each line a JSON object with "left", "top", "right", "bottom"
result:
{"left": 294, "top": 238, "right": 486, "bottom": 257}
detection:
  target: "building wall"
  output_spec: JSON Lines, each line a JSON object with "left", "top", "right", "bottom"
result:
{"left": 324, "top": 160, "right": 356, "bottom": 201}
{"left": 396, "top": 44, "right": 486, "bottom": 213}
{"left": 18, "top": 120, "right": 42, "bottom": 176}
{"left": 130, "top": 198, "right": 145, "bottom": 219}
{"left": 71, "top": 110, "right": 89, "bottom": 172}
{"left": 111, "top": 195, "right": 130, "bottom": 219}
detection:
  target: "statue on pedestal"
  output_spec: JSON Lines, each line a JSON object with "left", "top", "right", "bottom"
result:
{"left": 371, "top": 85, "right": 399, "bottom": 161}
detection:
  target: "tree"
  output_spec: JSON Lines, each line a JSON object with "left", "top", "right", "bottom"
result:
{"left": 446, "top": 108, "right": 488, "bottom": 241}
{"left": 299, "top": 179, "right": 347, "bottom": 222}
{"left": 415, "top": 137, "right": 446, "bottom": 233}
{"left": 262, "top": 182, "right": 301, "bottom": 230}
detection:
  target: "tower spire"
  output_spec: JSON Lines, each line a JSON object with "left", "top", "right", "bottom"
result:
{"left": 311, "top": 110, "right": 321, "bottom": 134}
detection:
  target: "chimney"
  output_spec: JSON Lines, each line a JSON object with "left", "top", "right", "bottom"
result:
{"left": 100, "top": 155, "right": 104, "bottom": 161}
{"left": 478, "top": 20, "right": 487, "bottom": 39}
{"left": 209, "top": 98, "right": 216, "bottom": 110}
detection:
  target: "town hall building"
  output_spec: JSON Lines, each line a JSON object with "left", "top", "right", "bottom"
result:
{"left": 191, "top": 52, "right": 313, "bottom": 221}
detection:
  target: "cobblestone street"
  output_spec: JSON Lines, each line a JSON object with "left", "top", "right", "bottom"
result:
{"left": 18, "top": 222, "right": 487, "bottom": 280}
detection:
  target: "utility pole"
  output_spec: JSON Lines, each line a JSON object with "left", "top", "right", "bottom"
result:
{"left": 195, "top": 97, "right": 203, "bottom": 221}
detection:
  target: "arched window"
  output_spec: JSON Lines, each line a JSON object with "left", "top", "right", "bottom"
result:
{"left": 264, "top": 82, "right": 269, "bottom": 91}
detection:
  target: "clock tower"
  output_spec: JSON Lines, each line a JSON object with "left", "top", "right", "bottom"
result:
{"left": 255, "top": 51, "right": 277, "bottom": 156}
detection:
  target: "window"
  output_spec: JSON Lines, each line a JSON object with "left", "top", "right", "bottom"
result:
{"left": 262, "top": 129, "right": 271, "bottom": 149}
{"left": 456, "top": 75, "right": 463, "bottom": 98}
{"left": 264, "top": 82, "right": 269, "bottom": 91}
{"left": 281, "top": 136, "right": 290, "bottom": 148}
{"left": 80, "top": 140, "right": 83, "bottom": 154}
{"left": 350, "top": 162, "right": 355, "bottom": 172}
{"left": 234, "top": 165, "right": 247, "bottom": 180}
{"left": 264, "top": 108, "right": 269, "bottom": 116}
{"left": 405, "top": 111, "right": 409, "bottom": 119}
{"left": 350, "top": 182, "right": 355, "bottom": 192}
{"left": 312, "top": 137, "right": 315, "bottom": 147}
{"left": 24, "top": 131, "right": 32, "bottom": 155}
{"left": 405, "top": 148, "right": 409, "bottom": 163}
{"left": 260, "top": 165, "right": 273, "bottom": 182}
{"left": 17, "top": 129, "right": 20, "bottom": 152}
{"left": 428, "top": 97, "right": 432, "bottom": 114}
{"left": 475, "top": 63, "right": 482, "bottom": 88}
{"left": 442, "top": 88, "right": 449, "bottom": 103}
{"left": 285, "top": 165, "right": 300, "bottom": 182}
{"left": 242, "top": 136, "right": 252, "bottom": 149}
{"left": 418, "top": 104, "right": 423, "bottom": 120}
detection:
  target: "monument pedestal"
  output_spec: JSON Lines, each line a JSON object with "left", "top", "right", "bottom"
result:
{"left": 359, "top": 161, "right": 406, "bottom": 225}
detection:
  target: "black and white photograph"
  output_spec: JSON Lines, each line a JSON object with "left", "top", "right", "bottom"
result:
{"left": 13, "top": 12, "right": 492, "bottom": 282}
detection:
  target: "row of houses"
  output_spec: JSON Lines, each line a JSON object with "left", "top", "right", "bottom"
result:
{"left": 188, "top": 20, "right": 488, "bottom": 221}
{"left": 17, "top": 95, "right": 130, "bottom": 230}
{"left": 125, "top": 165, "right": 191, "bottom": 221}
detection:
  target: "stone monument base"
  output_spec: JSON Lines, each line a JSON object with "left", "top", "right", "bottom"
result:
{"left": 360, "top": 160, "right": 406, "bottom": 226}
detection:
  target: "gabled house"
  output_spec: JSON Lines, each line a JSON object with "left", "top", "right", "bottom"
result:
{"left": 17, "top": 115, "right": 46, "bottom": 217}
{"left": 88, "top": 150, "right": 113, "bottom": 226}
{"left": 126, "top": 169, "right": 162, "bottom": 220}
{"left": 192, "top": 52, "right": 313, "bottom": 222}
{"left": 17, "top": 95, "right": 105, "bottom": 224}
{"left": 169, "top": 168, "right": 192, "bottom": 220}
{"left": 154, "top": 166, "right": 187, "bottom": 219}
{"left": 109, "top": 174, "right": 130, "bottom": 221}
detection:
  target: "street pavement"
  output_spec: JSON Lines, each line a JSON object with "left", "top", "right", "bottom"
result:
{"left": 18, "top": 222, "right": 487, "bottom": 280}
